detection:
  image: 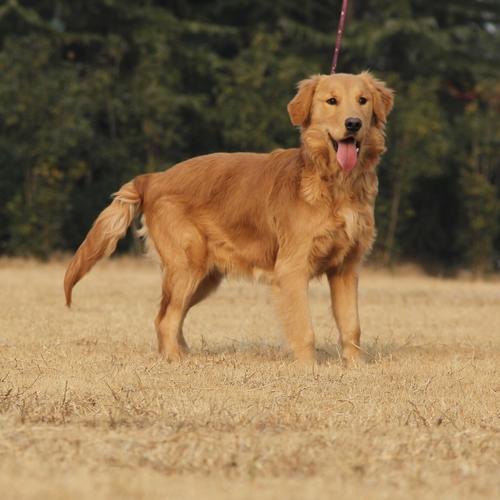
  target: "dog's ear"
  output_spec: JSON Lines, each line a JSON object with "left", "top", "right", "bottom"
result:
{"left": 360, "top": 71, "right": 394, "bottom": 126}
{"left": 287, "top": 75, "right": 321, "bottom": 127}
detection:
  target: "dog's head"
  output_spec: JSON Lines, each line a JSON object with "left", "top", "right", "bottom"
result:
{"left": 288, "top": 72, "right": 394, "bottom": 172}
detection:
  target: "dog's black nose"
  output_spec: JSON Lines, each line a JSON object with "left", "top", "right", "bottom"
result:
{"left": 345, "top": 117, "right": 362, "bottom": 133}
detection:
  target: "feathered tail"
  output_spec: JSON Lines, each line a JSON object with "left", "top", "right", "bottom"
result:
{"left": 64, "top": 179, "right": 143, "bottom": 306}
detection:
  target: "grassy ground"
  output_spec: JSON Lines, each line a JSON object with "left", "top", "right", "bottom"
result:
{"left": 0, "top": 258, "right": 499, "bottom": 499}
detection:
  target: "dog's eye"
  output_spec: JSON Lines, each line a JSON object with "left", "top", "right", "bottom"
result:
{"left": 359, "top": 96, "right": 368, "bottom": 105}
{"left": 326, "top": 98, "right": 337, "bottom": 105}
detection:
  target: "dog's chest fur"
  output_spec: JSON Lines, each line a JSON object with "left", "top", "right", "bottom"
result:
{"left": 307, "top": 187, "right": 376, "bottom": 276}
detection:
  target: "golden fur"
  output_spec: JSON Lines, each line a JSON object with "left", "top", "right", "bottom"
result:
{"left": 64, "top": 72, "right": 394, "bottom": 365}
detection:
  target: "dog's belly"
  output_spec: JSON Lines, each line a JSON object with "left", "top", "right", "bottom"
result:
{"left": 204, "top": 207, "right": 375, "bottom": 280}
{"left": 207, "top": 231, "right": 277, "bottom": 281}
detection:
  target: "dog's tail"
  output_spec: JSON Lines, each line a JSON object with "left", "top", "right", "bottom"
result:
{"left": 64, "top": 176, "right": 148, "bottom": 306}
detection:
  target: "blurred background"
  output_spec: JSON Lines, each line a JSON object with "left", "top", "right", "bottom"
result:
{"left": 0, "top": 0, "right": 498, "bottom": 272}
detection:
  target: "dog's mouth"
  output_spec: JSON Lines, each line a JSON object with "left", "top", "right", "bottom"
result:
{"left": 329, "top": 135, "right": 360, "bottom": 172}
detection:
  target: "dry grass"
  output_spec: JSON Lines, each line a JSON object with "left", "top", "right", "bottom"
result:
{"left": 0, "top": 258, "right": 499, "bottom": 500}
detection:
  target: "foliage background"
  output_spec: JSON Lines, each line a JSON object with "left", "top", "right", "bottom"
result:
{"left": 0, "top": 0, "right": 498, "bottom": 271}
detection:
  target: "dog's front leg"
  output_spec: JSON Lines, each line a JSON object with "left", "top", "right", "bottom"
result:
{"left": 273, "top": 269, "right": 315, "bottom": 363}
{"left": 327, "top": 268, "right": 362, "bottom": 366}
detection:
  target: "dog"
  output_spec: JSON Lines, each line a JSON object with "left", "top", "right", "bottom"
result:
{"left": 64, "top": 71, "right": 394, "bottom": 365}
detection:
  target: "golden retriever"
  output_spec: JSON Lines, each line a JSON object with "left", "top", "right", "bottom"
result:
{"left": 64, "top": 71, "right": 394, "bottom": 365}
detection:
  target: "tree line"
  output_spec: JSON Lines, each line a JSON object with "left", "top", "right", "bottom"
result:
{"left": 0, "top": 0, "right": 498, "bottom": 272}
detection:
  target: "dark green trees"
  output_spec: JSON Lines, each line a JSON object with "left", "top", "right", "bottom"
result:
{"left": 0, "top": 1, "right": 498, "bottom": 271}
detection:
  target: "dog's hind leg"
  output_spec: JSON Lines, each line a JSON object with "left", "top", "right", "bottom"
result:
{"left": 155, "top": 267, "right": 204, "bottom": 361}
{"left": 147, "top": 203, "right": 212, "bottom": 360}
{"left": 157, "top": 271, "right": 222, "bottom": 358}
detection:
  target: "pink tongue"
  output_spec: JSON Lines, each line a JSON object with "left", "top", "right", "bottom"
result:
{"left": 337, "top": 141, "right": 358, "bottom": 172}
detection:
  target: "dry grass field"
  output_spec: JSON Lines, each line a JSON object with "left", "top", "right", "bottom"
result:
{"left": 0, "top": 258, "right": 499, "bottom": 500}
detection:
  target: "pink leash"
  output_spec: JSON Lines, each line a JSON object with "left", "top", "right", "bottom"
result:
{"left": 330, "top": 0, "right": 349, "bottom": 74}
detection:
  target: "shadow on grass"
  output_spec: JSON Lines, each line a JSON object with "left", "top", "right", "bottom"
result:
{"left": 146, "top": 338, "right": 492, "bottom": 367}
{"left": 361, "top": 339, "right": 491, "bottom": 364}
